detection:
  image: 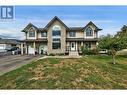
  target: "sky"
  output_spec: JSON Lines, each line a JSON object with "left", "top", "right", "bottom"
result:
{"left": 0, "top": 6, "right": 127, "bottom": 39}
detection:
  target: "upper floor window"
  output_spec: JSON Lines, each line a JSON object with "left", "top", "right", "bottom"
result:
{"left": 86, "top": 27, "right": 93, "bottom": 36}
{"left": 52, "top": 30, "right": 61, "bottom": 37}
{"left": 29, "top": 27, "right": 35, "bottom": 37}
{"left": 69, "top": 31, "right": 76, "bottom": 37}
{"left": 41, "top": 31, "right": 47, "bottom": 37}
{"left": 52, "top": 25, "right": 61, "bottom": 37}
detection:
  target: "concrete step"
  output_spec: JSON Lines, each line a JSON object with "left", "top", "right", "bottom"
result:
{"left": 69, "top": 51, "right": 79, "bottom": 56}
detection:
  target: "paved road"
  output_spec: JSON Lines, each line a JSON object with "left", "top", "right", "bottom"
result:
{"left": 0, "top": 55, "right": 41, "bottom": 75}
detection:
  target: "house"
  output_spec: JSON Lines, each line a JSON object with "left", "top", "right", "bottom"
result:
{"left": 0, "top": 39, "right": 20, "bottom": 52}
{"left": 21, "top": 16, "right": 102, "bottom": 55}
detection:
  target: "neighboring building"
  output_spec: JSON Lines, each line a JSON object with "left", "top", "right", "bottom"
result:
{"left": 21, "top": 16, "right": 102, "bottom": 55}
{"left": 0, "top": 39, "right": 20, "bottom": 52}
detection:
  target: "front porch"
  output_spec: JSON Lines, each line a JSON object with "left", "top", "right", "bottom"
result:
{"left": 21, "top": 39, "right": 47, "bottom": 55}
{"left": 66, "top": 41, "right": 97, "bottom": 55}
{"left": 66, "top": 41, "right": 82, "bottom": 54}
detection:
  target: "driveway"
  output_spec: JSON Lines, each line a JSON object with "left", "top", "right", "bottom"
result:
{"left": 0, "top": 55, "right": 41, "bottom": 75}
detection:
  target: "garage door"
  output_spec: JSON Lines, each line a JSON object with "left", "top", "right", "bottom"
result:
{"left": 28, "top": 45, "right": 35, "bottom": 54}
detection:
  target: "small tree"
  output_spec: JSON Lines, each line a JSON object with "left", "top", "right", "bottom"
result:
{"left": 98, "top": 34, "right": 127, "bottom": 64}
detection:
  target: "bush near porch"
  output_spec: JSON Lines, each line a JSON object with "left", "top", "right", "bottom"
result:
{"left": 81, "top": 45, "right": 99, "bottom": 55}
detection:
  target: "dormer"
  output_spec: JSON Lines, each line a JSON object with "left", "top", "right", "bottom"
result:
{"left": 83, "top": 21, "right": 102, "bottom": 38}
{"left": 21, "top": 23, "right": 38, "bottom": 39}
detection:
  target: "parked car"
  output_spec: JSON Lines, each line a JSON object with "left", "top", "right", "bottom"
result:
{"left": 6, "top": 47, "right": 21, "bottom": 55}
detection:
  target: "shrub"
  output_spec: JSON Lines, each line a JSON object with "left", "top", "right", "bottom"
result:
{"left": 49, "top": 53, "right": 55, "bottom": 56}
{"left": 92, "top": 48, "right": 99, "bottom": 55}
{"left": 58, "top": 53, "right": 65, "bottom": 56}
{"left": 81, "top": 46, "right": 99, "bottom": 55}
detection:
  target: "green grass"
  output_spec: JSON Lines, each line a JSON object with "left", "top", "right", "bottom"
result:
{"left": 0, "top": 55, "right": 127, "bottom": 89}
{"left": 48, "top": 58, "right": 60, "bottom": 64}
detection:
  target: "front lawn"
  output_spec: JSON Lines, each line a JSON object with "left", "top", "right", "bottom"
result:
{"left": 0, "top": 55, "right": 127, "bottom": 89}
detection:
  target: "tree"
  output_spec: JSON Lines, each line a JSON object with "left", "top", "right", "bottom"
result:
{"left": 98, "top": 34, "right": 127, "bottom": 64}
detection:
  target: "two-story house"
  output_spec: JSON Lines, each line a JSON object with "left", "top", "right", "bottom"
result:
{"left": 21, "top": 16, "right": 102, "bottom": 55}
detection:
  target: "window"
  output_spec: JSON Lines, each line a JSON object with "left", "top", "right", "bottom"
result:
{"left": 52, "top": 42, "right": 61, "bottom": 49}
{"left": 52, "top": 25, "right": 61, "bottom": 49}
{"left": 41, "top": 31, "right": 47, "bottom": 37}
{"left": 85, "top": 43, "right": 91, "bottom": 49}
{"left": 69, "top": 31, "right": 76, "bottom": 37}
{"left": 52, "top": 30, "right": 61, "bottom": 36}
{"left": 86, "top": 27, "right": 93, "bottom": 36}
{"left": 29, "top": 27, "right": 35, "bottom": 37}
{"left": 52, "top": 38, "right": 61, "bottom": 49}
{"left": 52, "top": 25, "right": 61, "bottom": 37}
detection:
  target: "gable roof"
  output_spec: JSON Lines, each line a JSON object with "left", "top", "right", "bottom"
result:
{"left": 44, "top": 16, "right": 69, "bottom": 29}
{"left": 82, "top": 21, "right": 102, "bottom": 31}
{"left": 21, "top": 17, "right": 102, "bottom": 32}
{"left": 21, "top": 23, "right": 39, "bottom": 32}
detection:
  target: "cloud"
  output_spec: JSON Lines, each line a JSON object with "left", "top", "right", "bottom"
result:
{"left": 63, "top": 19, "right": 116, "bottom": 27}
{"left": 0, "top": 29, "right": 24, "bottom": 39}
{"left": 15, "top": 16, "right": 116, "bottom": 27}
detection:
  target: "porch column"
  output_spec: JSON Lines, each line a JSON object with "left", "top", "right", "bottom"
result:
{"left": 33, "top": 41, "right": 36, "bottom": 54}
{"left": 21, "top": 42, "right": 24, "bottom": 55}
{"left": 25, "top": 44, "right": 28, "bottom": 54}
{"left": 76, "top": 42, "right": 78, "bottom": 51}
{"left": 81, "top": 42, "right": 83, "bottom": 47}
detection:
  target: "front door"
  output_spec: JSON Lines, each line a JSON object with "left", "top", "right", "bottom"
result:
{"left": 71, "top": 42, "right": 76, "bottom": 51}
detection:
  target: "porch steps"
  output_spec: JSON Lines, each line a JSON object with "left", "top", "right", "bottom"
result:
{"left": 69, "top": 51, "right": 79, "bottom": 57}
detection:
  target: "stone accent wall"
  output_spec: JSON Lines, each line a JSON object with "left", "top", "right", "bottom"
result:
{"left": 47, "top": 20, "right": 66, "bottom": 55}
